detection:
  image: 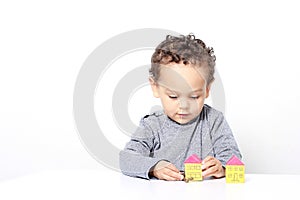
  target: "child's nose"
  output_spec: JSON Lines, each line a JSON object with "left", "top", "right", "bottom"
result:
{"left": 178, "top": 98, "right": 189, "bottom": 109}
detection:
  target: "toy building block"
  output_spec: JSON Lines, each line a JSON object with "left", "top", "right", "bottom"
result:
{"left": 184, "top": 154, "right": 202, "bottom": 181}
{"left": 226, "top": 155, "right": 245, "bottom": 183}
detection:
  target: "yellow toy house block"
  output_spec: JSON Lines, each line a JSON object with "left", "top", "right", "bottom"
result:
{"left": 226, "top": 155, "right": 245, "bottom": 183}
{"left": 184, "top": 154, "right": 202, "bottom": 181}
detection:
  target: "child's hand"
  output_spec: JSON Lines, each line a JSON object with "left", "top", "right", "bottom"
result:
{"left": 201, "top": 156, "right": 225, "bottom": 178}
{"left": 151, "top": 160, "right": 184, "bottom": 181}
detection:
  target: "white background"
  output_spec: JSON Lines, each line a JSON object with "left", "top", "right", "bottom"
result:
{"left": 1, "top": 0, "right": 300, "bottom": 183}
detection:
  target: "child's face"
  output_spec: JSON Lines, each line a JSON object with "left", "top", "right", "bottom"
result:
{"left": 150, "top": 63, "right": 210, "bottom": 124}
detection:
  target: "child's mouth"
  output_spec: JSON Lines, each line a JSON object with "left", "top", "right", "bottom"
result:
{"left": 178, "top": 113, "right": 189, "bottom": 118}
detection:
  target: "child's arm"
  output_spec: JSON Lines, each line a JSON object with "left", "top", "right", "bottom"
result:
{"left": 205, "top": 107, "right": 242, "bottom": 177}
{"left": 210, "top": 113, "right": 242, "bottom": 166}
{"left": 119, "top": 117, "right": 163, "bottom": 179}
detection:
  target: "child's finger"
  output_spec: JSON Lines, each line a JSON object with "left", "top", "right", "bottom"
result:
{"left": 202, "top": 165, "right": 218, "bottom": 177}
{"left": 202, "top": 157, "right": 225, "bottom": 178}
{"left": 202, "top": 156, "right": 214, "bottom": 164}
{"left": 153, "top": 161, "right": 183, "bottom": 180}
{"left": 167, "top": 170, "right": 184, "bottom": 180}
{"left": 165, "top": 163, "right": 180, "bottom": 173}
{"left": 158, "top": 168, "right": 183, "bottom": 181}
{"left": 201, "top": 156, "right": 215, "bottom": 170}
{"left": 161, "top": 173, "right": 181, "bottom": 181}
{"left": 165, "top": 165, "right": 184, "bottom": 180}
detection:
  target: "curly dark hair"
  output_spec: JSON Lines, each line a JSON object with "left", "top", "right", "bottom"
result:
{"left": 150, "top": 34, "right": 216, "bottom": 85}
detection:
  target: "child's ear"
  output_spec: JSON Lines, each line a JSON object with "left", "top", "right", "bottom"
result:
{"left": 205, "top": 80, "right": 214, "bottom": 98}
{"left": 149, "top": 78, "right": 159, "bottom": 98}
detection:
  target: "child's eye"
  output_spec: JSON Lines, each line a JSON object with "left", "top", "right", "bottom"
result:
{"left": 191, "top": 96, "right": 199, "bottom": 99}
{"left": 168, "top": 95, "right": 178, "bottom": 99}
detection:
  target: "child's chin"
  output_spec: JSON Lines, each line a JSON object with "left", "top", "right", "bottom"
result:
{"left": 174, "top": 117, "right": 192, "bottom": 124}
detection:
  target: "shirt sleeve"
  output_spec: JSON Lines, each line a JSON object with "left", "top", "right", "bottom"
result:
{"left": 209, "top": 111, "right": 242, "bottom": 166}
{"left": 119, "top": 117, "right": 162, "bottom": 179}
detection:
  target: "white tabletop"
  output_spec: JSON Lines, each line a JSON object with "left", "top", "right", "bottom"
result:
{"left": 0, "top": 168, "right": 298, "bottom": 200}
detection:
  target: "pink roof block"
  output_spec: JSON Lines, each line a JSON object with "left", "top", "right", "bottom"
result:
{"left": 184, "top": 154, "right": 202, "bottom": 164}
{"left": 226, "top": 155, "right": 244, "bottom": 165}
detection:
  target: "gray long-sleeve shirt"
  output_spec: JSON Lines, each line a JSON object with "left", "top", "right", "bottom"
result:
{"left": 119, "top": 104, "right": 242, "bottom": 179}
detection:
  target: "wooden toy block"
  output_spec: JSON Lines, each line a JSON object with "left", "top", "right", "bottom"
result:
{"left": 226, "top": 155, "right": 245, "bottom": 183}
{"left": 184, "top": 154, "right": 202, "bottom": 181}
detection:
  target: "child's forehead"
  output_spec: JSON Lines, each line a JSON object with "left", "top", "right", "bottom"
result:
{"left": 157, "top": 64, "right": 207, "bottom": 91}
{"left": 158, "top": 82, "right": 205, "bottom": 95}
{"left": 159, "top": 63, "right": 207, "bottom": 80}
{"left": 161, "top": 85, "right": 204, "bottom": 93}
